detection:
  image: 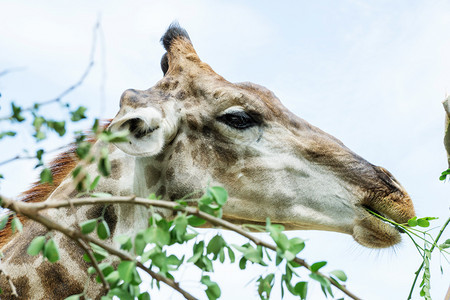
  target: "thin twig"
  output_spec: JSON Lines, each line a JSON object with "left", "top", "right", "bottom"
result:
{"left": 0, "top": 144, "right": 69, "bottom": 167}
{"left": 0, "top": 195, "right": 362, "bottom": 300}
{"left": 76, "top": 238, "right": 110, "bottom": 292}
{"left": 0, "top": 67, "right": 26, "bottom": 78}
{"left": 0, "top": 18, "right": 100, "bottom": 122}
{"left": 0, "top": 269, "right": 18, "bottom": 298}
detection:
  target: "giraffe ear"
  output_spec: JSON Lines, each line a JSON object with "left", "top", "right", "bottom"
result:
{"left": 109, "top": 107, "right": 169, "bottom": 157}
{"left": 161, "top": 53, "right": 169, "bottom": 75}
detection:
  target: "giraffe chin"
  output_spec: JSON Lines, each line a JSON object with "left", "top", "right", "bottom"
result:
{"left": 352, "top": 212, "right": 402, "bottom": 248}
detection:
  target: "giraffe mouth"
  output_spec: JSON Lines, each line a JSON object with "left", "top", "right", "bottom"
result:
{"left": 361, "top": 205, "right": 405, "bottom": 234}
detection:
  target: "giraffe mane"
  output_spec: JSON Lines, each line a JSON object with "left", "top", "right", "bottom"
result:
{"left": 0, "top": 147, "right": 78, "bottom": 248}
{"left": 0, "top": 121, "right": 111, "bottom": 248}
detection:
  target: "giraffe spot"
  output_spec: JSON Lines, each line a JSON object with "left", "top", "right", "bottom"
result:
{"left": 36, "top": 262, "right": 84, "bottom": 298}
{"left": 86, "top": 205, "right": 117, "bottom": 236}
{"left": 110, "top": 159, "right": 122, "bottom": 180}
{"left": 165, "top": 167, "right": 175, "bottom": 182}
{"left": 174, "top": 141, "right": 185, "bottom": 154}
{"left": 176, "top": 90, "right": 187, "bottom": 100}
{"left": 186, "top": 114, "right": 200, "bottom": 131}
{"left": 156, "top": 185, "right": 166, "bottom": 198}
{"left": 191, "top": 149, "right": 199, "bottom": 161}
{"left": 0, "top": 275, "right": 30, "bottom": 299}
{"left": 144, "top": 165, "right": 161, "bottom": 188}
{"left": 60, "top": 235, "right": 88, "bottom": 270}
{"left": 187, "top": 133, "right": 198, "bottom": 143}
{"left": 7, "top": 222, "right": 47, "bottom": 265}
{"left": 213, "top": 144, "right": 238, "bottom": 165}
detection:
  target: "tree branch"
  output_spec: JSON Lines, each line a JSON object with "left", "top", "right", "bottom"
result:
{"left": 0, "top": 195, "right": 197, "bottom": 300}
{"left": 76, "top": 238, "right": 110, "bottom": 292}
{"left": 0, "top": 195, "right": 361, "bottom": 300}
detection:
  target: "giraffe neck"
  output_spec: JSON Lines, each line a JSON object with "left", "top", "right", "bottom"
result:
{"left": 0, "top": 142, "right": 149, "bottom": 299}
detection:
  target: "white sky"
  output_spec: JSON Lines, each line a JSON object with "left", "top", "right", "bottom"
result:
{"left": 0, "top": 1, "right": 449, "bottom": 299}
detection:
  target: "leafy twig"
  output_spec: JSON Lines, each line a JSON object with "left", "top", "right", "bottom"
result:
{"left": 0, "top": 195, "right": 361, "bottom": 300}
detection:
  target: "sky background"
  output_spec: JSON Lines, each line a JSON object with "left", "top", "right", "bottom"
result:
{"left": 0, "top": 0, "right": 449, "bottom": 299}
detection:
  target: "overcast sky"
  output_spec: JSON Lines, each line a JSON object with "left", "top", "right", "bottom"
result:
{"left": 1, "top": 1, "right": 449, "bottom": 299}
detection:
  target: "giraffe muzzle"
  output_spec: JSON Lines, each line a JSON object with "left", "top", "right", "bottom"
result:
{"left": 109, "top": 107, "right": 166, "bottom": 157}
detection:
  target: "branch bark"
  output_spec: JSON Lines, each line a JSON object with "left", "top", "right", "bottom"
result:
{"left": 1, "top": 195, "right": 361, "bottom": 300}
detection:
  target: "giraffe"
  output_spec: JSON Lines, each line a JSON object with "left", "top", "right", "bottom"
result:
{"left": 0, "top": 23, "right": 415, "bottom": 299}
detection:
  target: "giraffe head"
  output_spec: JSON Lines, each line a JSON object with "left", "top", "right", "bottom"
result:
{"left": 109, "top": 23, "right": 415, "bottom": 248}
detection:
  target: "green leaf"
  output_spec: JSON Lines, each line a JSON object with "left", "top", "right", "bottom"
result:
{"left": 311, "top": 261, "right": 327, "bottom": 272}
{"left": 76, "top": 142, "right": 91, "bottom": 160}
{"left": 201, "top": 275, "right": 221, "bottom": 300}
{"left": 11, "top": 217, "right": 23, "bottom": 233}
{"left": 330, "top": 270, "right": 347, "bottom": 282}
{"left": 188, "top": 241, "right": 204, "bottom": 263}
{"left": 239, "top": 257, "right": 247, "bottom": 269}
{"left": 134, "top": 232, "right": 146, "bottom": 255}
{"left": 288, "top": 237, "right": 305, "bottom": 255}
{"left": 71, "top": 106, "right": 87, "bottom": 122}
{"left": 207, "top": 235, "right": 227, "bottom": 258}
{"left": 187, "top": 215, "right": 206, "bottom": 227}
{"left": 173, "top": 214, "right": 188, "bottom": 242}
{"left": 227, "top": 247, "right": 235, "bottom": 263}
{"left": 98, "top": 148, "right": 111, "bottom": 177}
{"left": 118, "top": 261, "right": 136, "bottom": 283}
{"left": 417, "top": 218, "right": 430, "bottom": 228}
{"left": 105, "top": 270, "right": 120, "bottom": 285}
{"left": 407, "top": 216, "right": 418, "bottom": 227}
{"left": 40, "top": 168, "right": 53, "bottom": 184}
{"left": 0, "top": 215, "right": 9, "bottom": 230}
{"left": 309, "top": 273, "right": 332, "bottom": 297}
{"left": 89, "top": 243, "right": 108, "bottom": 262}
{"left": 257, "top": 273, "right": 275, "bottom": 299}
{"left": 294, "top": 281, "right": 308, "bottom": 300}
{"left": 97, "top": 220, "right": 111, "bottom": 240}
{"left": 49, "top": 120, "right": 66, "bottom": 136}
{"left": 90, "top": 175, "right": 101, "bottom": 191}
{"left": 144, "top": 226, "right": 170, "bottom": 247}
{"left": 11, "top": 102, "right": 25, "bottom": 122}
{"left": 80, "top": 219, "right": 97, "bottom": 234}
{"left": 0, "top": 131, "right": 16, "bottom": 139}
{"left": 208, "top": 186, "right": 228, "bottom": 206}
{"left": 44, "top": 238, "right": 60, "bottom": 263}
{"left": 138, "top": 292, "right": 151, "bottom": 300}
{"left": 115, "top": 235, "right": 133, "bottom": 251}
{"left": 27, "top": 236, "right": 46, "bottom": 256}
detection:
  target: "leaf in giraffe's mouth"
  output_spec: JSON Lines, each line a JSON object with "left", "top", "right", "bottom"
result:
{"left": 363, "top": 206, "right": 406, "bottom": 234}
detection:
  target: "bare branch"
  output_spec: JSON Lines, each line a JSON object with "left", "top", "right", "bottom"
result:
{"left": 0, "top": 195, "right": 361, "bottom": 300}
{"left": 75, "top": 238, "right": 110, "bottom": 292}
{"left": 0, "top": 67, "right": 26, "bottom": 78}
{"left": 0, "top": 18, "right": 101, "bottom": 122}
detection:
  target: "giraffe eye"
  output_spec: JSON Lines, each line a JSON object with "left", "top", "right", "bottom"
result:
{"left": 217, "top": 111, "right": 258, "bottom": 130}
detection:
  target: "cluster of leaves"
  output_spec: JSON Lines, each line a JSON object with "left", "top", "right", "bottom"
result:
{"left": 440, "top": 168, "right": 450, "bottom": 181}
{"left": 13, "top": 184, "right": 353, "bottom": 300}
{"left": 366, "top": 209, "right": 449, "bottom": 300}
{"left": 0, "top": 95, "right": 90, "bottom": 182}
{"left": 247, "top": 219, "right": 347, "bottom": 300}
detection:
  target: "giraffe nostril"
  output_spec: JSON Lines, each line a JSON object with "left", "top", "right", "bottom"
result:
{"left": 120, "top": 118, "right": 159, "bottom": 139}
